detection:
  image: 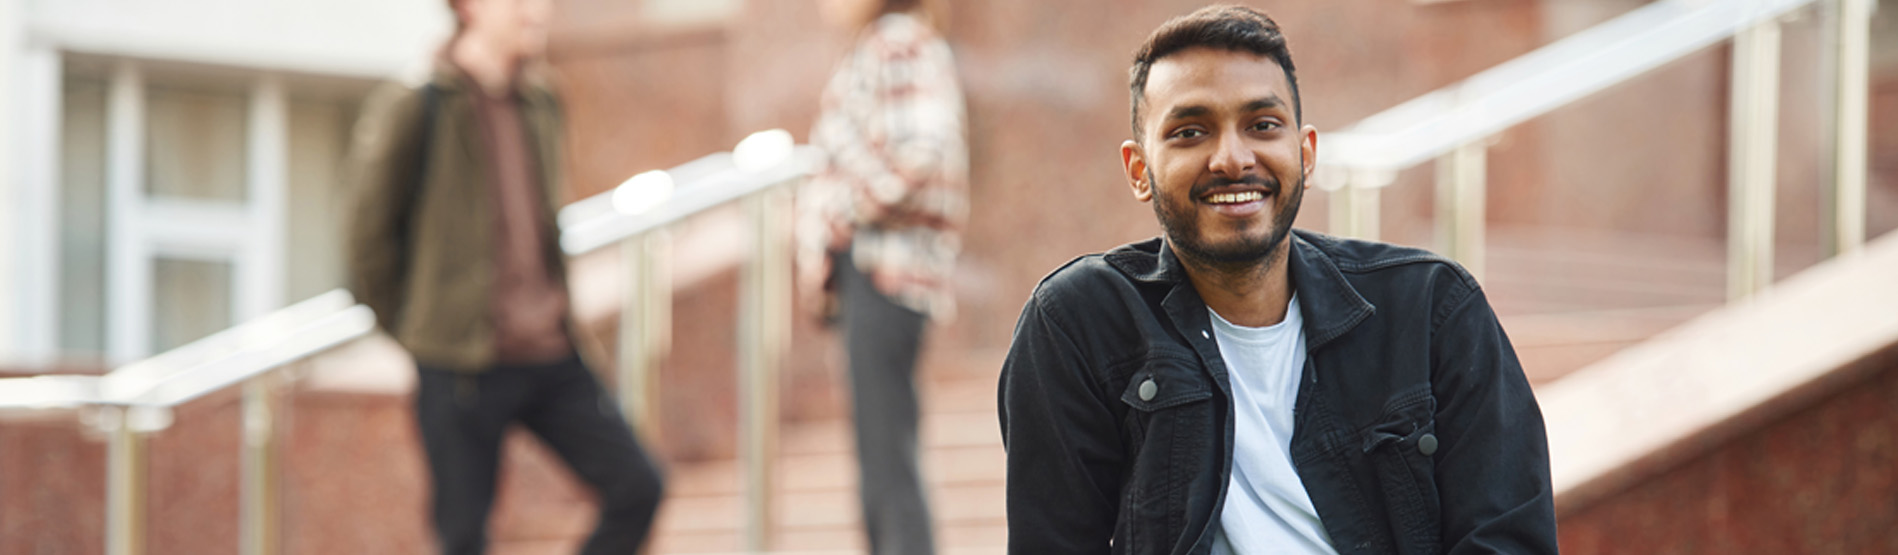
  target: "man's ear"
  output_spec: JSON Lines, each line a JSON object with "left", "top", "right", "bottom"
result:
{"left": 1122, "top": 139, "right": 1152, "bottom": 202}
{"left": 1300, "top": 124, "right": 1318, "bottom": 189}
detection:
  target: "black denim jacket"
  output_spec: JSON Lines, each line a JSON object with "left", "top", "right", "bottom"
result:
{"left": 998, "top": 230, "right": 1557, "bottom": 555}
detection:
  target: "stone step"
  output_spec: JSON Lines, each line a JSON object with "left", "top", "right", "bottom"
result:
{"left": 646, "top": 365, "right": 1007, "bottom": 553}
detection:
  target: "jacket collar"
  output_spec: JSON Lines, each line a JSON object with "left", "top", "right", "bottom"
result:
{"left": 1286, "top": 230, "right": 1376, "bottom": 350}
{"left": 427, "top": 54, "right": 557, "bottom": 101}
{"left": 1103, "top": 236, "right": 1184, "bottom": 285}
{"left": 421, "top": 53, "right": 566, "bottom": 208}
{"left": 1105, "top": 230, "right": 1375, "bottom": 351}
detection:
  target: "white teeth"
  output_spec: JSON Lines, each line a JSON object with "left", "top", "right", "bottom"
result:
{"left": 1204, "top": 191, "right": 1265, "bottom": 204}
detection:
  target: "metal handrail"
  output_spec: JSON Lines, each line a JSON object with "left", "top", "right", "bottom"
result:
{"left": 558, "top": 142, "right": 817, "bottom": 552}
{"left": 0, "top": 139, "right": 817, "bottom": 555}
{"left": 1318, "top": 0, "right": 1816, "bottom": 174}
{"left": 559, "top": 146, "right": 822, "bottom": 255}
{"left": 103, "top": 290, "right": 374, "bottom": 407}
{"left": 0, "top": 374, "right": 103, "bottom": 410}
{"left": 1314, "top": 0, "right": 1871, "bottom": 297}
{"left": 0, "top": 290, "right": 373, "bottom": 411}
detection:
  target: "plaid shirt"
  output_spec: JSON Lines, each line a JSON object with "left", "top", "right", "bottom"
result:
{"left": 798, "top": 12, "right": 969, "bottom": 322}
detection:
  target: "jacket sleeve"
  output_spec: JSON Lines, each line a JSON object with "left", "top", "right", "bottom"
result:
{"left": 997, "top": 294, "right": 1121, "bottom": 555}
{"left": 1430, "top": 286, "right": 1560, "bottom": 554}
{"left": 343, "top": 84, "right": 425, "bottom": 333}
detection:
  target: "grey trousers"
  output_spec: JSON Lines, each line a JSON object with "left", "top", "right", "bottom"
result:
{"left": 836, "top": 255, "right": 937, "bottom": 555}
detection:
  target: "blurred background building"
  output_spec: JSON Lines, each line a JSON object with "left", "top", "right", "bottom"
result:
{"left": 3, "top": 0, "right": 1897, "bottom": 553}
{"left": 0, "top": 0, "right": 450, "bottom": 368}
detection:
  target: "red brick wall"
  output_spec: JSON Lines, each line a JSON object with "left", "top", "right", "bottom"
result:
{"left": 0, "top": 419, "right": 107, "bottom": 555}
{"left": 0, "top": 384, "right": 603, "bottom": 555}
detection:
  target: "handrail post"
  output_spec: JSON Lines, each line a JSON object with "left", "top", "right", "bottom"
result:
{"left": 105, "top": 407, "right": 148, "bottom": 555}
{"left": 1329, "top": 169, "right": 1389, "bottom": 241}
{"left": 240, "top": 372, "right": 285, "bottom": 555}
{"left": 1353, "top": 179, "right": 1381, "bottom": 242}
{"left": 618, "top": 231, "right": 670, "bottom": 441}
{"left": 1327, "top": 181, "right": 1351, "bottom": 238}
{"left": 738, "top": 186, "right": 790, "bottom": 552}
{"left": 1328, "top": 176, "right": 1364, "bottom": 239}
{"left": 1824, "top": 0, "right": 1870, "bottom": 256}
{"left": 1436, "top": 142, "right": 1488, "bottom": 280}
{"left": 1728, "top": 18, "right": 1782, "bottom": 301}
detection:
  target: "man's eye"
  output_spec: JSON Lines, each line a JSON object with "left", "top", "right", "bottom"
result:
{"left": 1171, "top": 128, "right": 1205, "bottom": 140}
{"left": 1252, "top": 121, "right": 1281, "bottom": 132}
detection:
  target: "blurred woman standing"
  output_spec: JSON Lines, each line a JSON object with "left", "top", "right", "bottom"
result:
{"left": 797, "top": 0, "right": 968, "bottom": 553}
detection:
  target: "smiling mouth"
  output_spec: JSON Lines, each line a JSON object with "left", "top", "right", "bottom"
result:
{"left": 1203, "top": 191, "right": 1266, "bottom": 204}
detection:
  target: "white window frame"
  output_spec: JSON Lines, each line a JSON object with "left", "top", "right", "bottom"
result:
{"left": 5, "top": 42, "right": 64, "bottom": 366}
{"left": 104, "top": 61, "right": 287, "bottom": 362}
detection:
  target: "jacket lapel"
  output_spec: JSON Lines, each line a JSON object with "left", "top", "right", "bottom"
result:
{"left": 1149, "top": 240, "right": 1232, "bottom": 396}
{"left": 426, "top": 72, "right": 486, "bottom": 198}
{"left": 517, "top": 83, "right": 564, "bottom": 211}
{"left": 1288, "top": 230, "right": 1375, "bottom": 353}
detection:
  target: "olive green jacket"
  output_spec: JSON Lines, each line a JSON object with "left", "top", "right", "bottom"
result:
{"left": 345, "top": 65, "right": 572, "bottom": 372}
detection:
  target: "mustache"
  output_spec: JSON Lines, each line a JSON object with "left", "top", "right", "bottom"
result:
{"left": 1190, "top": 175, "right": 1280, "bottom": 199}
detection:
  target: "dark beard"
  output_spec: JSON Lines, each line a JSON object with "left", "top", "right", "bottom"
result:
{"left": 1149, "top": 168, "right": 1304, "bottom": 272}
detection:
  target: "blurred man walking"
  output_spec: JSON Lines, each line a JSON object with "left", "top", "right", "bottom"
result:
{"left": 346, "top": 0, "right": 663, "bottom": 552}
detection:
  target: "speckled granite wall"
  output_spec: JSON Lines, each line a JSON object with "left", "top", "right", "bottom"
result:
{"left": 1557, "top": 358, "right": 1898, "bottom": 553}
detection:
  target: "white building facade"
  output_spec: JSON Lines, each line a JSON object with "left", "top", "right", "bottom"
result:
{"left": 1, "top": 0, "right": 449, "bottom": 367}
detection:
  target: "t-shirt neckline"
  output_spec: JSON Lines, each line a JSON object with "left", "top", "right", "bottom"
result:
{"left": 1208, "top": 295, "right": 1302, "bottom": 345}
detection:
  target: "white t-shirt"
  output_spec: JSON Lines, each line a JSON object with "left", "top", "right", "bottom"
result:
{"left": 1208, "top": 296, "right": 1338, "bottom": 555}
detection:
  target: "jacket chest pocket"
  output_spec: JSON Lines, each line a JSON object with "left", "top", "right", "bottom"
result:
{"left": 1117, "top": 354, "right": 1217, "bottom": 555}
{"left": 1358, "top": 386, "right": 1443, "bottom": 555}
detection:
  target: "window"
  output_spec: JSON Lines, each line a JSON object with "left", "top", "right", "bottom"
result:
{"left": 151, "top": 258, "right": 233, "bottom": 352}
{"left": 51, "top": 57, "right": 375, "bottom": 360}
{"left": 60, "top": 75, "right": 109, "bottom": 355}
{"left": 285, "top": 95, "right": 360, "bottom": 303}
{"left": 145, "top": 84, "right": 249, "bottom": 202}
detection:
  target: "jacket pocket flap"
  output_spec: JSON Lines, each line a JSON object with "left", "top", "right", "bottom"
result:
{"left": 1359, "top": 385, "right": 1436, "bottom": 453}
{"left": 1119, "top": 355, "right": 1215, "bottom": 411}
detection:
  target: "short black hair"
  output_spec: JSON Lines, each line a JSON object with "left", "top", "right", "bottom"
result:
{"left": 1129, "top": 5, "right": 1302, "bottom": 141}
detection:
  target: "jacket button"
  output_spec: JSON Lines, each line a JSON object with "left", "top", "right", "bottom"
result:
{"left": 1418, "top": 433, "right": 1438, "bottom": 456}
{"left": 1138, "top": 379, "right": 1158, "bottom": 401}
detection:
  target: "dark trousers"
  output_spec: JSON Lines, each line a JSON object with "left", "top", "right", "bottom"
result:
{"left": 836, "top": 256, "right": 937, "bottom": 555}
{"left": 414, "top": 354, "right": 664, "bottom": 555}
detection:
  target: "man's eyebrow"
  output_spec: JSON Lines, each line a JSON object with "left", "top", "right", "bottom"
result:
{"left": 1162, "top": 105, "right": 1210, "bottom": 122}
{"left": 1243, "top": 96, "right": 1287, "bottom": 113}
{"left": 1163, "top": 96, "right": 1288, "bottom": 123}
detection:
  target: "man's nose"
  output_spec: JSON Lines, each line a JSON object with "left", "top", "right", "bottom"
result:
{"left": 1206, "top": 128, "right": 1256, "bottom": 178}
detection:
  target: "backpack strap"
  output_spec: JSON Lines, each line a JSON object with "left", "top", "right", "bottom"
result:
{"left": 397, "top": 83, "right": 441, "bottom": 255}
